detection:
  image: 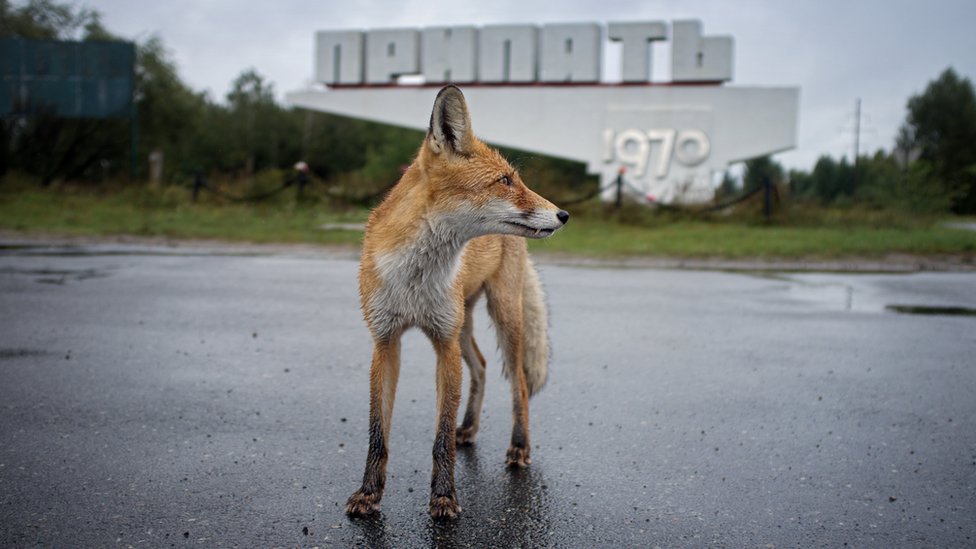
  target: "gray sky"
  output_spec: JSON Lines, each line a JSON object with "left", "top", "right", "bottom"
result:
{"left": 81, "top": 0, "right": 976, "bottom": 170}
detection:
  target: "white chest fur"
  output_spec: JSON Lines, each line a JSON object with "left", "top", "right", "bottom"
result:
{"left": 366, "top": 217, "right": 470, "bottom": 340}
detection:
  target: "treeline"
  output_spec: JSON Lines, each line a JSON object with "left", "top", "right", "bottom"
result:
{"left": 1, "top": 1, "right": 416, "bottom": 190}
{"left": 0, "top": 0, "right": 593, "bottom": 202}
{"left": 733, "top": 68, "right": 976, "bottom": 215}
{"left": 3, "top": 1, "right": 975, "bottom": 215}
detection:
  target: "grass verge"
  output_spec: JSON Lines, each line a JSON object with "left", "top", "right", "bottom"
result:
{"left": 526, "top": 218, "right": 976, "bottom": 258}
{"left": 0, "top": 182, "right": 367, "bottom": 246}
{"left": 1, "top": 182, "right": 975, "bottom": 259}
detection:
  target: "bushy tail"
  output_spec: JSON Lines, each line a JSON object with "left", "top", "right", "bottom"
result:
{"left": 521, "top": 257, "right": 550, "bottom": 397}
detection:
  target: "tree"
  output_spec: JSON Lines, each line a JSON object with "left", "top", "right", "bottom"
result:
{"left": 715, "top": 170, "right": 740, "bottom": 199}
{"left": 856, "top": 151, "right": 954, "bottom": 214}
{"left": 742, "top": 155, "right": 784, "bottom": 192}
{"left": 0, "top": 0, "right": 103, "bottom": 40}
{"left": 787, "top": 168, "right": 813, "bottom": 199}
{"left": 223, "top": 69, "right": 276, "bottom": 175}
{"left": 900, "top": 68, "right": 976, "bottom": 213}
{"left": 134, "top": 36, "right": 211, "bottom": 179}
{"left": 1, "top": 1, "right": 219, "bottom": 183}
{"left": 1, "top": 1, "right": 128, "bottom": 183}
{"left": 810, "top": 155, "right": 854, "bottom": 204}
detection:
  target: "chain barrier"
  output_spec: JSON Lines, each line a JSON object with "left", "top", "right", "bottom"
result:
{"left": 646, "top": 184, "right": 766, "bottom": 213}
{"left": 559, "top": 180, "right": 620, "bottom": 206}
{"left": 555, "top": 171, "right": 774, "bottom": 216}
{"left": 188, "top": 163, "right": 774, "bottom": 217}
{"left": 190, "top": 165, "right": 403, "bottom": 207}
{"left": 192, "top": 172, "right": 299, "bottom": 203}
{"left": 324, "top": 182, "right": 397, "bottom": 207}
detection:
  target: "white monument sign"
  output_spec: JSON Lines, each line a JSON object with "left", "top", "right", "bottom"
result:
{"left": 287, "top": 20, "right": 799, "bottom": 204}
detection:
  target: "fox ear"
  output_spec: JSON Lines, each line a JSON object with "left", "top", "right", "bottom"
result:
{"left": 427, "top": 85, "right": 474, "bottom": 156}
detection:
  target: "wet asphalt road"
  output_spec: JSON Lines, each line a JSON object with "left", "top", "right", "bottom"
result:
{"left": 1, "top": 244, "right": 975, "bottom": 548}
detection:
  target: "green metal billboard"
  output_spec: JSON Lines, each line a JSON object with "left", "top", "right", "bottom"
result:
{"left": 1, "top": 38, "right": 135, "bottom": 118}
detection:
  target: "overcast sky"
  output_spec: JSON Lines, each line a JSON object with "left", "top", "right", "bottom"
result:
{"left": 79, "top": 0, "right": 976, "bottom": 170}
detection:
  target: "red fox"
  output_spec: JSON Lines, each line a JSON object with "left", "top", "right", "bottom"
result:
{"left": 345, "top": 86, "right": 569, "bottom": 519}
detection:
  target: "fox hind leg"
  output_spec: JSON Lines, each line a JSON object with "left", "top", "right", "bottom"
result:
{"left": 457, "top": 298, "right": 487, "bottom": 445}
{"left": 485, "top": 280, "right": 532, "bottom": 468}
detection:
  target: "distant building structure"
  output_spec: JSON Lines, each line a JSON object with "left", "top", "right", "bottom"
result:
{"left": 287, "top": 20, "right": 799, "bottom": 204}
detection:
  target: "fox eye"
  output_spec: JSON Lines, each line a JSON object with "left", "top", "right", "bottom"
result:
{"left": 499, "top": 175, "right": 513, "bottom": 187}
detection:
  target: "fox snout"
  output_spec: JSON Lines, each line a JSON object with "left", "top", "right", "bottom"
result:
{"left": 505, "top": 204, "right": 569, "bottom": 239}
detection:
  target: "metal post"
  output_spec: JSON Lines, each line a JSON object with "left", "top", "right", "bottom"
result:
{"left": 130, "top": 67, "right": 138, "bottom": 182}
{"left": 853, "top": 97, "right": 861, "bottom": 169}
{"left": 853, "top": 97, "right": 861, "bottom": 195}
{"left": 192, "top": 170, "right": 203, "bottom": 202}
{"left": 615, "top": 169, "right": 624, "bottom": 210}
{"left": 295, "top": 161, "right": 310, "bottom": 198}
{"left": 763, "top": 176, "right": 772, "bottom": 220}
{"left": 129, "top": 118, "right": 137, "bottom": 181}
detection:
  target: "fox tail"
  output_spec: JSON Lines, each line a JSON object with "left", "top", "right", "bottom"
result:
{"left": 521, "top": 257, "right": 550, "bottom": 397}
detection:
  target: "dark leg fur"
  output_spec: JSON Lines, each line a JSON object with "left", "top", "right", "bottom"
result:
{"left": 347, "top": 340, "right": 400, "bottom": 516}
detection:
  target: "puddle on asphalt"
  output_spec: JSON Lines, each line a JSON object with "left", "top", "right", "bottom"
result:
{"left": 747, "top": 272, "right": 865, "bottom": 312}
{"left": 747, "top": 272, "right": 976, "bottom": 315}
{"left": 886, "top": 304, "right": 976, "bottom": 317}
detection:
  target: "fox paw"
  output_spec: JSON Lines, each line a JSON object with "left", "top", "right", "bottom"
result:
{"left": 455, "top": 425, "right": 478, "bottom": 446}
{"left": 345, "top": 490, "right": 382, "bottom": 516}
{"left": 429, "top": 495, "right": 462, "bottom": 519}
{"left": 506, "top": 446, "right": 532, "bottom": 468}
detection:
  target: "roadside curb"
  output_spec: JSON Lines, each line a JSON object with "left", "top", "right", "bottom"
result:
{"left": 2, "top": 231, "right": 974, "bottom": 272}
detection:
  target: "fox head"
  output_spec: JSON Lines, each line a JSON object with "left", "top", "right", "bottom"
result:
{"left": 416, "top": 86, "right": 569, "bottom": 239}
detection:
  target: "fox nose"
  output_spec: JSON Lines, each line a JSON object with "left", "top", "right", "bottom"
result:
{"left": 556, "top": 210, "right": 570, "bottom": 225}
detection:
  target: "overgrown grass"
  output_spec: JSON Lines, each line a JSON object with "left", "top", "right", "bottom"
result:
{"left": 0, "top": 179, "right": 367, "bottom": 246}
{"left": 527, "top": 218, "right": 976, "bottom": 258}
{"left": 1, "top": 178, "right": 975, "bottom": 258}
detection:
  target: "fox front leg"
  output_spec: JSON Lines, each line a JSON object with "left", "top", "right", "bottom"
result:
{"left": 346, "top": 339, "right": 401, "bottom": 516}
{"left": 429, "top": 337, "right": 463, "bottom": 518}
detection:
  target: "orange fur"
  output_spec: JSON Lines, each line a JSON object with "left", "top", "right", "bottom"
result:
{"left": 346, "top": 86, "right": 567, "bottom": 519}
